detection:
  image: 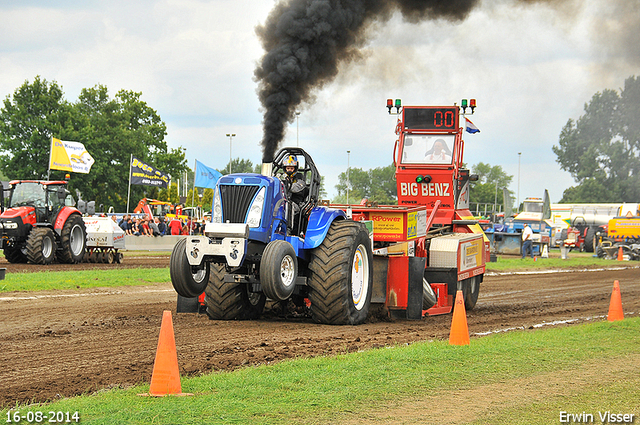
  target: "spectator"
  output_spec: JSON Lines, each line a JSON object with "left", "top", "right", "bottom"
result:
{"left": 169, "top": 217, "right": 182, "bottom": 235}
{"left": 125, "top": 218, "right": 133, "bottom": 235}
{"left": 149, "top": 217, "right": 161, "bottom": 236}
{"left": 157, "top": 217, "right": 166, "bottom": 236}
{"left": 119, "top": 214, "right": 129, "bottom": 233}
{"left": 141, "top": 219, "right": 152, "bottom": 236}
{"left": 132, "top": 219, "right": 141, "bottom": 236}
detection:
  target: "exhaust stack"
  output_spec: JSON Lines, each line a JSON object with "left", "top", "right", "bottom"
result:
{"left": 261, "top": 162, "right": 273, "bottom": 177}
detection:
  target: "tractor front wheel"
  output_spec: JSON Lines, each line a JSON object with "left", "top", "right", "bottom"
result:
{"left": 56, "top": 214, "right": 86, "bottom": 264}
{"left": 170, "top": 238, "right": 210, "bottom": 298}
{"left": 260, "top": 240, "right": 298, "bottom": 301}
{"left": 25, "top": 227, "right": 57, "bottom": 265}
{"left": 4, "top": 246, "right": 28, "bottom": 263}
{"left": 205, "top": 263, "right": 266, "bottom": 320}
{"left": 308, "top": 220, "right": 373, "bottom": 325}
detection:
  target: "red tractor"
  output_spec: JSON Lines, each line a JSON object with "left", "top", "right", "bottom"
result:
{"left": 0, "top": 180, "right": 87, "bottom": 264}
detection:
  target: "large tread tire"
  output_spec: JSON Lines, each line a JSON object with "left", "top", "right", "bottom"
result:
{"left": 205, "top": 264, "right": 266, "bottom": 320}
{"left": 4, "top": 246, "right": 28, "bottom": 263}
{"left": 170, "top": 238, "right": 210, "bottom": 298}
{"left": 583, "top": 227, "right": 596, "bottom": 253}
{"left": 260, "top": 240, "right": 298, "bottom": 301}
{"left": 56, "top": 214, "right": 86, "bottom": 264}
{"left": 307, "top": 220, "right": 373, "bottom": 325}
{"left": 25, "top": 227, "right": 57, "bottom": 265}
{"left": 462, "top": 275, "right": 481, "bottom": 310}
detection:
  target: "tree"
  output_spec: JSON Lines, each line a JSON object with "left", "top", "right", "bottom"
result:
{"left": 0, "top": 76, "right": 73, "bottom": 179}
{"left": 202, "top": 188, "right": 214, "bottom": 212}
{"left": 553, "top": 75, "right": 640, "bottom": 202}
{"left": 334, "top": 164, "right": 397, "bottom": 204}
{"left": 469, "top": 162, "right": 514, "bottom": 213}
{"left": 0, "top": 78, "right": 188, "bottom": 212}
{"left": 218, "top": 158, "right": 256, "bottom": 175}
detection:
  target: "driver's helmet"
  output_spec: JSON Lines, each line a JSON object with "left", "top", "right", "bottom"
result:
{"left": 283, "top": 155, "right": 298, "bottom": 176}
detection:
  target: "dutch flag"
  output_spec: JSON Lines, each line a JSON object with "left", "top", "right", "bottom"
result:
{"left": 465, "top": 117, "right": 480, "bottom": 134}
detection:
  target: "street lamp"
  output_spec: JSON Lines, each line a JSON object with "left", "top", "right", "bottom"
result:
{"left": 517, "top": 152, "right": 521, "bottom": 213}
{"left": 181, "top": 147, "right": 187, "bottom": 198}
{"left": 346, "top": 150, "right": 351, "bottom": 205}
{"left": 296, "top": 111, "right": 300, "bottom": 147}
{"left": 226, "top": 133, "right": 236, "bottom": 174}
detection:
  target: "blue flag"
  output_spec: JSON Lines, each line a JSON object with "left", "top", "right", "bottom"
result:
{"left": 194, "top": 160, "right": 222, "bottom": 189}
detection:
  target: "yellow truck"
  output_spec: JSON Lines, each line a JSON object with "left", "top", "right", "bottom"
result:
{"left": 596, "top": 213, "right": 640, "bottom": 260}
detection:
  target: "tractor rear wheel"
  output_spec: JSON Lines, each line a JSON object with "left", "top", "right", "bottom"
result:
{"left": 4, "top": 246, "right": 27, "bottom": 263}
{"left": 56, "top": 214, "right": 86, "bottom": 264}
{"left": 25, "top": 227, "right": 57, "bottom": 264}
{"left": 205, "top": 264, "right": 266, "bottom": 320}
{"left": 307, "top": 220, "right": 373, "bottom": 325}
{"left": 583, "top": 227, "right": 596, "bottom": 252}
{"left": 260, "top": 240, "right": 298, "bottom": 301}
{"left": 170, "top": 238, "right": 210, "bottom": 298}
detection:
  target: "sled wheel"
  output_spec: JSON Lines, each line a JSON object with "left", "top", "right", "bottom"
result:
{"left": 462, "top": 275, "right": 481, "bottom": 310}
{"left": 260, "top": 240, "right": 298, "bottom": 301}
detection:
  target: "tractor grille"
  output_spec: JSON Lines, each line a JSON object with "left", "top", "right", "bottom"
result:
{"left": 220, "top": 185, "right": 260, "bottom": 224}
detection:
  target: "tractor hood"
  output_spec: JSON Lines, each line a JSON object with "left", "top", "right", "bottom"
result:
{"left": 0, "top": 206, "right": 35, "bottom": 220}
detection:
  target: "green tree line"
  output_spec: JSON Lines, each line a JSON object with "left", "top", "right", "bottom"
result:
{"left": 0, "top": 76, "right": 188, "bottom": 212}
{"left": 553, "top": 75, "right": 640, "bottom": 202}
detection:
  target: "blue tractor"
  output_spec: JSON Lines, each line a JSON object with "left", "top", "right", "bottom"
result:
{"left": 170, "top": 147, "right": 374, "bottom": 325}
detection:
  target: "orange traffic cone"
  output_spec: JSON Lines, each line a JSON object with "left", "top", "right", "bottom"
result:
{"left": 449, "top": 290, "right": 470, "bottom": 345}
{"left": 617, "top": 246, "right": 624, "bottom": 261}
{"left": 607, "top": 280, "right": 624, "bottom": 322}
{"left": 139, "top": 310, "right": 191, "bottom": 396}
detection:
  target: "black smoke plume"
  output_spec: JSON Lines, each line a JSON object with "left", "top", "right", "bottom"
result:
{"left": 254, "top": 0, "right": 638, "bottom": 163}
{"left": 254, "top": 0, "right": 481, "bottom": 163}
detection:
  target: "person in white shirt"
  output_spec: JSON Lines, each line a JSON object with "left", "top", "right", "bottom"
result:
{"left": 425, "top": 139, "right": 452, "bottom": 163}
{"left": 521, "top": 223, "right": 534, "bottom": 259}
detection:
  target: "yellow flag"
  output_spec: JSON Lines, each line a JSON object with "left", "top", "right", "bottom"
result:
{"left": 49, "top": 137, "right": 95, "bottom": 174}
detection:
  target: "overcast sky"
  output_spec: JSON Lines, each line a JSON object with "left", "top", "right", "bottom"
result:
{"left": 1, "top": 0, "right": 638, "bottom": 205}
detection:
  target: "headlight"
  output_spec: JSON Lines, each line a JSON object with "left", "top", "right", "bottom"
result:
{"left": 246, "top": 187, "right": 265, "bottom": 228}
{"left": 4, "top": 222, "right": 17, "bottom": 229}
{"left": 0, "top": 222, "right": 4, "bottom": 229}
{"left": 212, "top": 187, "right": 222, "bottom": 223}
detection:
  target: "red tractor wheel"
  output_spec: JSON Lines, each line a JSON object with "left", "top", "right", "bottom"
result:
{"left": 25, "top": 227, "right": 57, "bottom": 265}
{"left": 56, "top": 214, "right": 87, "bottom": 264}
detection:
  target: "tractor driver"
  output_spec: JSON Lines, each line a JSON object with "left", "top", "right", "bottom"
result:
{"left": 282, "top": 155, "right": 309, "bottom": 233}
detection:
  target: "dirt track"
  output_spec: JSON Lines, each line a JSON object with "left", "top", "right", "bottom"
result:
{"left": 0, "top": 256, "right": 638, "bottom": 408}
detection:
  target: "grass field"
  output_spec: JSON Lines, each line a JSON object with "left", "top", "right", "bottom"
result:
{"left": 0, "top": 268, "right": 170, "bottom": 293}
{"left": 2, "top": 319, "right": 638, "bottom": 424}
{"left": 485, "top": 251, "right": 625, "bottom": 272}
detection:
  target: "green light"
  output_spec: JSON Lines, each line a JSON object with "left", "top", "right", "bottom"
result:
{"left": 461, "top": 99, "right": 468, "bottom": 108}
{"left": 416, "top": 175, "right": 424, "bottom": 183}
{"left": 395, "top": 99, "right": 402, "bottom": 108}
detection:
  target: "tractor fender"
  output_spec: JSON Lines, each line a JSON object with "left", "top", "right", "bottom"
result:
{"left": 53, "top": 208, "right": 83, "bottom": 236}
{"left": 303, "top": 207, "right": 347, "bottom": 249}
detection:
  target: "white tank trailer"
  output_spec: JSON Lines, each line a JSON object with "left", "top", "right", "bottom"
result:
{"left": 83, "top": 216, "right": 125, "bottom": 263}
